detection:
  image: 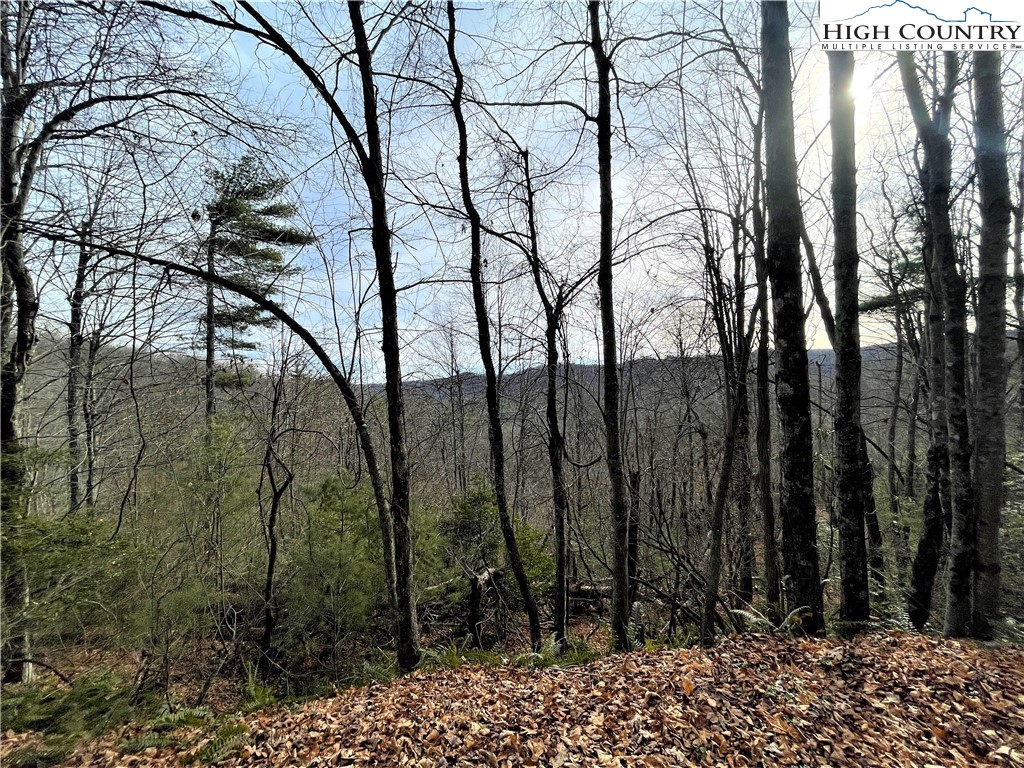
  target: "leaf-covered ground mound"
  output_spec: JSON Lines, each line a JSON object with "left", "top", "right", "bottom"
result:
{"left": 50, "top": 632, "right": 1024, "bottom": 766}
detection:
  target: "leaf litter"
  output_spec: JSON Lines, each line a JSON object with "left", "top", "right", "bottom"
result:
{"left": 53, "top": 632, "right": 1024, "bottom": 767}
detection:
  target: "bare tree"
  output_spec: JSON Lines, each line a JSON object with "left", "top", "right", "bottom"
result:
{"left": 587, "top": 0, "right": 632, "bottom": 652}
{"left": 759, "top": 0, "right": 823, "bottom": 633}
{"left": 972, "top": 51, "right": 1011, "bottom": 631}
{"left": 898, "top": 51, "right": 976, "bottom": 637}
{"left": 254, "top": 347, "right": 296, "bottom": 678}
{"left": 828, "top": 50, "right": 870, "bottom": 630}
{"left": 444, "top": 1, "right": 541, "bottom": 651}
{"left": 483, "top": 140, "right": 590, "bottom": 652}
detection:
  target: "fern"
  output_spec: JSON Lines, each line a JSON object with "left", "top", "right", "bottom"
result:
{"left": 728, "top": 605, "right": 825, "bottom": 635}
{"left": 420, "top": 641, "right": 467, "bottom": 670}
{"left": 628, "top": 601, "right": 645, "bottom": 649}
{"left": 4, "top": 741, "right": 75, "bottom": 768}
{"left": 355, "top": 655, "right": 399, "bottom": 685}
{"left": 150, "top": 705, "right": 213, "bottom": 730}
{"left": 120, "top": 733, "right": 176, "bottom": 753}
{"left": 242, "top": 662, "right": 276, "bottom": 711}
{"left": 892, "top": 606, "right": 912, "bottom": 631}
{"left": 780, "top": 605, "right": 811, "bottom": 633}
{"left": 195, "top": 722, "right": 249, "bottom": 765}
{"left": 729, "top": 608, "right": 774, "bottom": 631}
{"left": 539, "top": 634, "right": 560, "bottom": 658}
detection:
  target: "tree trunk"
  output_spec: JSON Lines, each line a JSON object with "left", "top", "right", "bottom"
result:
{"left": 887, "top": 310, "right": 913, "bottom": 588}
{"left": 548, "top": 315, "right": 570, "bottom": 649}
{"left": 829, "top": 50, "right": 870, "bottom": 631}
{"left": 446, "top": 1, "right": 541, "bottom": 651}
{"left": 909, "top": 253, "right": 953, "bottom": 626}
{"left": 627, "top": 470, "right": 641, "bottom": 609}
{"left": 860, "top": 430, "right": 886, "bottom": 589}
{"left": 935, "top": 127, "right": 976, "bottom": 638}
{"left": 204, "top": 229, "right": 216, "bottom": 425}
{"left": 888, "top": 314, "right": 904, "bottom": 511}
{"left": 756, "top": 310, "right": 782, "bottom": 625}
{"left": 348, "top": 0, "right": 419, "bottom": 670}
{"left": 904, "top": 362, "right": 921, "bottom": 499}
{"left": 699, "top": 288, "right": 764, "bottom": 645}
{"left": 514, "top": 146, "right": 571, "bottom": 650}
{"left": 734, "top": 384, "right": 755, "bottom": 607}
{"left": 898, "top": 52, "right": 976, "bottom": 637}
{"left": 84, "top": 332, "right": 100, "bottom": 508}
{"left": 972, "top": 51, "right": 1011, "bottom": 632}
{"left": 760, "top": 0, "right": 824, "bottom": 634}
{"left": 751, "top": 107, "right": 782, "bottom": 626}
{"left": 1014, "top": 128, "right": 1023, "bottom": 432}
{"left": 67, "top": 239, "right": 90, "bottom": 511}
{"left": 258, "top": 424, "right": 291, "bottom": 677}
{"left": 909, "top": 299, "right": 947, "bottom": 630}
{"left": 258, "top": 477, "right": 285, "bottom": 677}
{"left": 589, "top": 0, "right": 630, "bottom": 651}
{"left": 1, "top": 0, "right": 37, "bottom": 684}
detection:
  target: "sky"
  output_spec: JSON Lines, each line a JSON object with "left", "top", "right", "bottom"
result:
{"left": 66, "top": 1, "right": 1023, "bottom": 381}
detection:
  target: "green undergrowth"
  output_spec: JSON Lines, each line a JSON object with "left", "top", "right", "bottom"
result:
{"left": 1, "top": 670, "right": 149, "bottom": 767}
{"left": 0, "top": 670, "right": 259, "bottom": 767}
{"left": 193, "top": 721, "right": 251, "bottom": 764}
{"left": 115, "top": 714, "right": 251, "bottom": 765}
{"left": 2, "top": 741, "right": 78, "bottom": 768}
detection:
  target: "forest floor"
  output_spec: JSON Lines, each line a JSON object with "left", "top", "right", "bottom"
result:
{"left": 5, "top": 630, "right": 1023, "bottom": 768}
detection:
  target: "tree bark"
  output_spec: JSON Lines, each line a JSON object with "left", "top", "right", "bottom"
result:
{"left": 898, "top": 52, "right": 976, "bottom": 637}
{"left": 627, "top": 470, "right": 641, "bottom": 609}
{"left": 67, "top": 238, "right": 90, "bottom": 511}
{"left": 756, "top": 307, "right": 782, "bottom": 625}
{"left": 1014, "top": 126, "right": 1023, "bottom": 432}
{"left": 759, "top": 0, "right": 824, "bottom": 634}
{"left": 547, "top": 313, "right": 570, "bottom": 648}
{"left": 588, "top": 1, "right": 630, "bottom": 651}
{"left": 888, "top": 314, "right": 904, "bottom": 510}
{"left": 829, "top": 50, "right": 870, "bottom": 631}
{"left": 909, "top": 260, "right": 952, "bottom": 629}
{"left": 204, "top": 227, "right": 216, "bottom": 424}
{"left": 446, "top": 1, "right": 541, "bottom": 651}
{"left": 751, "top": 107, "right": 782, "bottom": 626}
{"left": 514, "top": 147, "right": 572, "bottom": 651}
{"left": 699, "top": 284, "right": 765, "bottom": 645}
{"left": 972, "top": 51, "right": 1010, "bottom": 631}
{"left": 257, "top": 377, "right": 291, "bottom": 678}
{"left": 1, "top": 0, "right": 36, "bottom": 684}
{"left": 84, "top": 332, "right": 100, "bottom": 507}
{"left": 734, "top": 385, "right": 755, "bottom": 607}
{"left": 904, "top": 362, "right": 921, "bottom": 499}
{"left": 347, "top": 1, "right": 419, "bottom": 669}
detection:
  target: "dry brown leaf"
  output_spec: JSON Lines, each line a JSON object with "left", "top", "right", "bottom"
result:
{"left": 35, "top": 632, "right": 1024, "bottom": 768}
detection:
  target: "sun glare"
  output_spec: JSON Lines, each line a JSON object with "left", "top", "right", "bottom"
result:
{"left": 850, "top": 55, "right": 883, "bottom": 131}
{"left": 812, "top": 51, "right": 887, "bottom": 135}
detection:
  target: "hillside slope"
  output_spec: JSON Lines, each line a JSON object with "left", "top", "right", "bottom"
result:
{"left": 59, "top": 632, "right": 1024, "bottom": 767}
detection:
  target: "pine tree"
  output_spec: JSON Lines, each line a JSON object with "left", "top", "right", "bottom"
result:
{"left": 200, "top": 156, "right": 314, "bottom": 417}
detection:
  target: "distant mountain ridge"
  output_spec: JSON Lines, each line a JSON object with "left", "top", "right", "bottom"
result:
{"left": 401, "top": 344, "right": 902, "bottom": 403}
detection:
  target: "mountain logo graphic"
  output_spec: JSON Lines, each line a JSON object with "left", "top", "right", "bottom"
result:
{"left": 837, "top": 1, "right": 1015, "bottom": 23}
